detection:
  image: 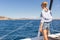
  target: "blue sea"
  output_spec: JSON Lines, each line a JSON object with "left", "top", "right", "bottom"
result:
{"left": 0, "top": 20, "right": 60, "bottom": 40}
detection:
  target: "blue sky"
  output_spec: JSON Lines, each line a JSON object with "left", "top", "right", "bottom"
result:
{"left": 0, "top": 0, "right": 60, "bottom": 19}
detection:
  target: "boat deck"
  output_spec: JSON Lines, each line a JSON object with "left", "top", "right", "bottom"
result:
{"left": 21, "top": 37, "right": 60, "bottom": 40}
{"left": 21, "top": 33, "right": 60, "bottom": 40}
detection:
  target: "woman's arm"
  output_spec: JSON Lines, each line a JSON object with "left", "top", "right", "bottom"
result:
{"left": 40, "top": 22, "right": 43, "bottom": 32}
{"left": 40, "top": 12, "right": 44, "bottom": 32}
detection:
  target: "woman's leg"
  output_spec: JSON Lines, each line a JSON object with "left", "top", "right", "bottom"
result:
{"left": 43, "top": 29, "right": 48, "bottom": 40}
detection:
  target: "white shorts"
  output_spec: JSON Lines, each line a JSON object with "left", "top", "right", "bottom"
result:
{"left": 42, "top": 22, "right": 51, "bottom": 30}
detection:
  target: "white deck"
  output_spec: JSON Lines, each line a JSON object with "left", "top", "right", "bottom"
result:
{"left": 48, "top": 33, "right": 60, "bottom": 38}
{"left": 21, "top": 33, "right": 60, "bottom": 40}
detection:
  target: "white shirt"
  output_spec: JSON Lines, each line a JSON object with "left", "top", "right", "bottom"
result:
{"left": 41, "top": 9, "right": 52, "bottom": 23}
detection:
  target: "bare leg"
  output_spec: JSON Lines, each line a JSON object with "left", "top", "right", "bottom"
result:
{"left": 43, "top": 30, "right": 48, "bottom": 40}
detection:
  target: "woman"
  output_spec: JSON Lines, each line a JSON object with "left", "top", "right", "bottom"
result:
{"left": 40, "top": 2, "right": 52, "bottom": 40}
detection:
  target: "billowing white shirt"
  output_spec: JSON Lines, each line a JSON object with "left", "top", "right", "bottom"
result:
{"left": 41, "top": 9, "right": 52, "bottom": 23}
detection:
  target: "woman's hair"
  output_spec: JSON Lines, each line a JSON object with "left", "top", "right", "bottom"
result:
{"left": 41, "top": 2, "right": 48, "bottom": 7}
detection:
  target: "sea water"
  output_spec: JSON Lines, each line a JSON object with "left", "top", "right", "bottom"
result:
{"left": 0, "top": 20, "right": 60, "bottom": 40}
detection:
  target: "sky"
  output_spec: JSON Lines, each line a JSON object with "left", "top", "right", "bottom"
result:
{"left": 0, "top": 0, "right": 60, "bottom": 19}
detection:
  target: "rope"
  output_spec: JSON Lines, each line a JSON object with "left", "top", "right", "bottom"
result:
{"left": 0, "top": 20, "right": 34, "bottom": 40}
{"left": 51, "top": 28, "right": 60, "bottom": 33}
{"left": 51, "top": 22, "right": 60, "bottom": 33}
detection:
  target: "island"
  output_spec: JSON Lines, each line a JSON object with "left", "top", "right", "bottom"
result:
{"left": 0, "top": 16, "right": 60, "bottom": 20}
{"left": 0, "top": 16, "right": 39, "bottom": 20}
{"left": 0, "top": 16, "right": 12, "bottom": 20}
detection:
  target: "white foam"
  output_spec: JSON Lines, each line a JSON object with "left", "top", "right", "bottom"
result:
{"left": 21, "top": 38, "right": 31, "bottom": 40}
{"left": 55, "top": 33, "right": 60, "bottom": 36}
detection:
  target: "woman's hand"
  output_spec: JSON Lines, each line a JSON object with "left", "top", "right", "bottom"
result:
{"left": 40, "top": 22, "right": 43, "bottom": 33}
{"left": 40, "top": 27, "right": 43, "bottom": 32}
